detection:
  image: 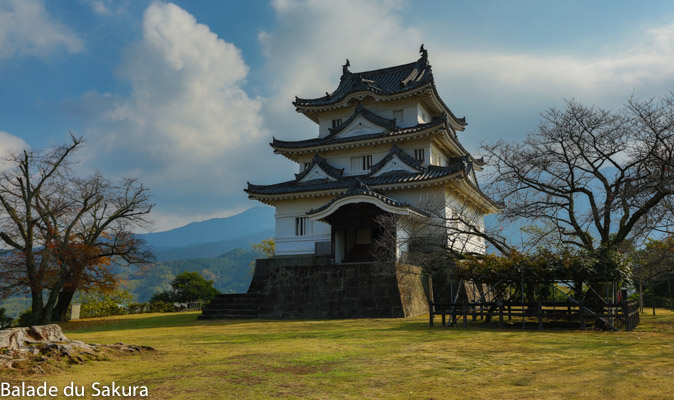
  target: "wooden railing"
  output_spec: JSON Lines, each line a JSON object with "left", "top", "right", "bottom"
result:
{"left": 429, "top": 300, "right": 640, "bottom": 331}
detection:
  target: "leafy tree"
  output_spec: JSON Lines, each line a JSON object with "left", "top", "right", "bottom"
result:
{"left": 79, "top": 289, "right": 134, "bottom": 319}
{"left": 0, "top": 307, "right": 13, "bottom": 329}
{"left": 250, "top": 238, "right": 274, "bottom": 272}
{"left": 252, "top": 238, "right": 274, "bottom": 258}
{"left": 633, "top": 236, "right": 674, "bottom": 314}
{"left": 150, "top": 271, "right": 219, "bottom": 303}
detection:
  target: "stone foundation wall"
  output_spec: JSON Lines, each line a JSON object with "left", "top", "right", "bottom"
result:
{"left": 255, "top": 262, "right": 429, "bottom": 319}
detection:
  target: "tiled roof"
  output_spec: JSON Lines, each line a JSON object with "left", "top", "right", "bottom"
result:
{"left": 246, "top": 163, "right": 466, "bottom": 196}
{"left": 328, "top": 103, "right": 397, "bottom": 136}
{"left": 293, "top": 53, "right": 432, "bottom": 108}
{"left": 306, "top": 184, "right": 429, "bottom": 216}
{"left": 292, "top": 47, "right": 467, "bottom": 129}
{"left": 271, "top": 117, "right": 447, "bottom": 150}
{"left": 294, "top": 153, "right": 344, "bottom": 181}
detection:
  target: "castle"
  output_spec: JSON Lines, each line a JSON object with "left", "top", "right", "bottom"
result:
{"left": 246, "top": 46, "right": 499, "bottom": 263}
{"left": 201, "top": 47, "right": 499, "bottom": 320}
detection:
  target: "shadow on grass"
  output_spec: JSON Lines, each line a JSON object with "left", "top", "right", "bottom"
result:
{"left": 60, "top": 312, "right": 277, "bottom": 334}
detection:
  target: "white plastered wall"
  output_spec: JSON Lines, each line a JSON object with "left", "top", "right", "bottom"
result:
{"left": 274, "top": 197, "right": 332, "bottom": 256}
{"left": 444, "top": 186, "right": 486, "bottom": 254}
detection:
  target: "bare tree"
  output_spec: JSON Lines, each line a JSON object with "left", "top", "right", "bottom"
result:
{"left": 482, "top": 95, "right": 674, "bottom": 255}
{"left": 0, "top": 136, "right": 153, "bottom": 324}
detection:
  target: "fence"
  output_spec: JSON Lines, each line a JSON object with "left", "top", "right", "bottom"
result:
{"left": 429, "top": 299, "right": 640, "bottom": 331}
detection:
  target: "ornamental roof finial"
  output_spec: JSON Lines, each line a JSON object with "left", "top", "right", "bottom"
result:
{"left": 342, "top": 59, "right": 350, "bottom": 75}
{"left": 419, "top": 44, "right": 427, "bottom": 59}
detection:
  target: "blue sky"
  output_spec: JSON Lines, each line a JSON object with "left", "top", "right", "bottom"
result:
{"left": 2, "top": 0, "right": 674, "bottom": 231}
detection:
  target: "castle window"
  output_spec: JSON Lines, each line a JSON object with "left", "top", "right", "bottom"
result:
{"left": 393, "top": 110, "right": 403, "bottom": 124}
{"left": 351, "top": 155, "right": 372, "bottom": 172}
{"left": 295, "top": 217, "right": 308, "bottom": 236}
{"left": 431, "top": 150, "right": 440, "bottom": 165}
{"left": 414, "top": 149, "right": 425, "bottom": 162}
{"left": 332, "top": 119, "right": 342, "bottom": 128}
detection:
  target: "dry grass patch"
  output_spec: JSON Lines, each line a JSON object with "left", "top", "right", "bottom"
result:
{"left": 0, "top": 310, "right": 672, "bottom": 399}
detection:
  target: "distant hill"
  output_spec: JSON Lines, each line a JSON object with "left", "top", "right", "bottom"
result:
{"left": 121, "top": 248, "right": 261, "bottom": 302}
{"left": 153, "top": 228, "right": 274, "bottom": 261}
{"left": 141, "top": 206, "right": 275, "bottom": 249}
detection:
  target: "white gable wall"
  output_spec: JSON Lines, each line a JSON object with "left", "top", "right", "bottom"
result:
{"left": 298, "top": 164, "right": 338, "bottom": 182}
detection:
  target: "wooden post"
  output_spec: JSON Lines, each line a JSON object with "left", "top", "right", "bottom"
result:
{"left": 441, "top": 312, "right": 445, "bottom": 327}
{"left": 498, "top": 300, "right": 504, "bottom": 328}
{"left": 639, "top": 278, "right": 644, "bottom": 314}
{"left": 508, "top": 303, "right": 511, "bottom": 320}
{"left": 667, "top": 278, "right": 674, "bottom": 311}
{"left": 537, "top": 298, "right": 543, "bottom": 330}
{"left": 622, "top": 299, "right": 630, "bottom": 331}
{"left": 579, "top": 303, "right": 586, "bottom": 331}
{"left": 428, "top": 274, "right": 434, "bottom": 327}
{"left": 521, "top": 273, "right": 526, "bottom": 330}
{"left": 462, "top": 302, "right": 468, "bottom": 328}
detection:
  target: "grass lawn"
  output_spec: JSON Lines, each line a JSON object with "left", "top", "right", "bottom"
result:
{"left": 2, "top": 310, "right": 674, "bottom": 399}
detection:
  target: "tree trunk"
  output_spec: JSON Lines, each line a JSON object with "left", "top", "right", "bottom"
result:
{"left": 30, "top": 288, "right": 44, "bottom": 325}
{"left": 667, "top": 278, "right": 674, "bottom": 311}
{"left": 53, "top": 285, "right": 77, "bottom": 322}
{"left": 650, "top": 266, "right": 657, "bottom": 316}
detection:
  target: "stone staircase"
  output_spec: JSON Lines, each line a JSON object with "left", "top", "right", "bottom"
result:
{"left": 198, "top": 293, "right": 260, "bottom": 320}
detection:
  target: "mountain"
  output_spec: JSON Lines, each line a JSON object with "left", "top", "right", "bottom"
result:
{"left": 140, "top": 206, "right": 275, "bottom": 249}
{"left": 153, "top": 229, "right": 274, "bottom": 261}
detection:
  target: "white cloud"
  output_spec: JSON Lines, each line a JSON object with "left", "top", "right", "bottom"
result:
{"left": 73, "top": 2, "right": 268, "bottom": 231}
{"left": 258, "top": 0, "right": 423, "bottom": 141}
{"left": 0, "top": 131, "right": 29, "bottom": 170}
{"left": 72, "top": 1, "right": 674, "bottom": 231}
{"left": 89, "top": 1, "right": 111, "bottom": 15}
{"left": 259, "top": 1, "right": 674, "bottom": 156}
{"left": 0, "top": 0, "right": 83, "bottom": 59}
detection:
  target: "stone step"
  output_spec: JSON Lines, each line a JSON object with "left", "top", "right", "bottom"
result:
{"left": 200, "top": 292, "right": 261, "bottom": 319}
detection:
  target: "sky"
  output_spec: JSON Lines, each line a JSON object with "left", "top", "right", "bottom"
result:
{"left": 2, "top": 0, "right": 674, "bottom": 232}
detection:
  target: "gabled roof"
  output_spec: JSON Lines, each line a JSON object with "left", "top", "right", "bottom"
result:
{"left": 328, "top": 103, "right": 397, "bottom": 137}
{"left": 369, "top": 144, "right": 423, "bottom": 176}
{"left": 306, "top": 182, "right": 429, "bottom": 220}
{"left": 294, "top": 153, "right": 344, "bottom": 182}
{"left": 246, "top": 164, "right": 466, "bottom": 196}
{"left": 246, "top": 150, "right": 501, "bottom": 212}
{"left": 292, "top": 46, "right": 467, "bottom": 131}
{"left": 294, "top": 54, "right": 432, "bottom": 108}
{"left": 272, "top": 116, "right": 446, "bottom": 151}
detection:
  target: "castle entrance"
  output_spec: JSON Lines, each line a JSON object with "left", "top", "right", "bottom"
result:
{"left": 323, "top": 203, "right": 388, "bottom": 263}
